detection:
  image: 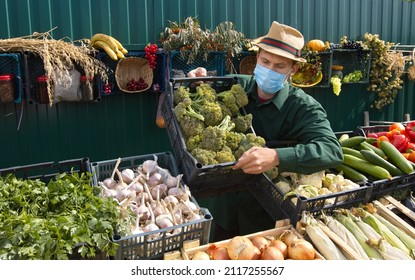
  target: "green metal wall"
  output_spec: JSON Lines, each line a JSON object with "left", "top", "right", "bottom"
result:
{"left": 1, "top": 0, "right": 414, "bottom": 168}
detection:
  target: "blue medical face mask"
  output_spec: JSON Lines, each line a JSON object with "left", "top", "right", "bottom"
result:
{"left": 254, "top": 64, "right": 292, "bottom": 95}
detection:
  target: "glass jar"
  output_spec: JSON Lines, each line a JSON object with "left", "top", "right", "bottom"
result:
{"left": 36, "top": 76, "right": 51, "bottom": 104}
{"left": 0, "top": 74, "right": 14, "bottom": 102}
{"left": 80, "top": 75, "right": 93, "bottom": 101}
{"left": 332, "top": 65, "right": 344, "bottom": 80}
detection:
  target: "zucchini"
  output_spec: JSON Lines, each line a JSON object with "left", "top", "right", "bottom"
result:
{"left": 334, "top": 164, "right": 368, "bottom": 182}
{"left": 358, "top": 141, "right": 386, "bottom": 158}
{"left": 341, "top": 146, "right": 365, "bottom": 160}
{"left": 359, "top": 149, "right": 404, "bottom": 177}
{"left": 365, "top": 137, "right": 378, "bottom": 145}
{"left": 343, "top": 154, "right": 392, "bottom": 180}
{"left": 379, "top": 141, "right": 414, "bottom": 175}
{"left": 339, "top": 136, "right": 366, "bottom": 148}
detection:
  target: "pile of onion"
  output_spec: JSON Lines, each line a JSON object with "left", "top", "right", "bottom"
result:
{"left": 190, "top": 229, "right": 317, "bottom": 261}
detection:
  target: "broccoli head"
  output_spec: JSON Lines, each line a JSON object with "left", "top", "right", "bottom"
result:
{"left": 225, "top": 131, "right": 244, "bottom": 151}
{"left": 186, "top": 134, "right": 201, "bottom": 152}
{"left": 199, "top": 115, "right": 235, "bottom": 152}
{"left": 232, "top": 113, "right": 253, "bottom": 133}
{"left": 234, "top": 133, "right": 266, "bottom": 159}
{"left": 216, "top": 84, "right": 249, "bottom": 117}
{"left": 194, "top": 83, "right": 217, "bottom": 103}
{"left": 231, "top": 84, "right": 249, "bottom": 108}
{"left": 174, "top": 97, "right": 205, "bottom": 123}
{"left": 192, "top": 100, "right": 223, "bottom": 126}
{"left": 191, "top": 148, "right": 218, "bottom": 166}
{"left": 173, "top": 86, "right": 191, "bottom": 106}
{"left": 179, "top": 115, "right": 205, "bottom": 138}
{"left": 215, "top": 146, "right": 236, "bottom": 163}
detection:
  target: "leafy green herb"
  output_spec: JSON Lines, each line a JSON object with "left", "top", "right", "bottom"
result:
{"left": 0, "top": 172, "right": 122, "bottom": 260}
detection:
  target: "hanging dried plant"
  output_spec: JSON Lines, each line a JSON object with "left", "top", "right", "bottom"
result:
{"left": 0, "top": 28, "right": 109, "bottom": 105}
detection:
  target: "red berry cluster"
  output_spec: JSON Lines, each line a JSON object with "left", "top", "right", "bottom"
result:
{"left": 145, "top": 43, "right": 158, "bottom": 70}
{"left": 126, "top": 78, "right": 148, "bottom": 91}
{"left": 103, "top": 83, "right": 113, "bottom": 94}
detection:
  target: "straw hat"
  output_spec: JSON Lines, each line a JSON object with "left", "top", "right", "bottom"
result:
{"left": 254, "top": 21, "right": 306, "bottom": 63}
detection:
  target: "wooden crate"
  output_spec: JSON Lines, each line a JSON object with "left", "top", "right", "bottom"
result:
{"left": 374, "top": 195, "right": 415, "bottom": 239}
{"left": 164, "top": 219, "right": 325, "bottom": 260}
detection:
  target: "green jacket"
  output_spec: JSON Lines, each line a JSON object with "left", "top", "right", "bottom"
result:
{"left": 198, "top": 74, "right": 343, "bottom": 239}
{"left": 235, "top": 74, "right": 343, "bottom": 174}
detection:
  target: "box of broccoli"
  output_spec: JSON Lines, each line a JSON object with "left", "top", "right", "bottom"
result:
{"left": 161, "top": 76, "right": 265, "bottom": 197}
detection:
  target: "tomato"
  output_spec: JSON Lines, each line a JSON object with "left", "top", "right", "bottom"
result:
{"left": 389, "top": 122, "right": 406, "bottom": 134}
{"left": 386, "top": 129, "right": 401, "bottom": 140}
{"left": 402, "top": 153, "right": 410, "bottom": 160}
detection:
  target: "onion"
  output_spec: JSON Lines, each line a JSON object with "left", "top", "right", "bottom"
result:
{"left": 211, "top": 246, "right": 231, "bottom": 260}
{"left": 269, "top": 239, "right": 288, "bottom": 259}
{"left": 287, "top": 239, "right": 316, "bottom": 260}
{"left": 227, "top": 236, "right": 254, "bottom": 260}
{"left": 279, "top": 229, "right": 298, "bottom": 247}
{"left": 251, "top": 246, "right": 261, "bottom": 260}
{"left": 192, "top": 251, "right": 210, "bottom": 260}
{"left": 250, "top": 236, "right": 269, "bottom": 252}
{"left": 261, "top": 246, "right": 285, "bottom": 260}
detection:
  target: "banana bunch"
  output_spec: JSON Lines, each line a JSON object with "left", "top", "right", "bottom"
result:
{"left": 90, "top": 33, "right": 128, "bottom": 61}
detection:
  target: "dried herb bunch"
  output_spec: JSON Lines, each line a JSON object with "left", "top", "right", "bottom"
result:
{"left": 160, "top": 16, "right": 246, "bottom": 65}
{"left": 362, "top": 33, "right": 404, "bottom": 110}
{"left": 0, "top": 29, "right": 108, "bottom": 104}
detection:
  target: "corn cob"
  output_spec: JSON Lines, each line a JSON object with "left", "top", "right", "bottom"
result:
{"left": 336, "top": 213, "right": 383, "bottom": 260}
{"left": 324, "top": 214, "right": 370, "bottom": 260}
{"left": 357, "top": 208, "right": 411, "bottom": 257}
{"left": 306, "top": 217, "right": 347, "bottom": 260}
{"left": 373, "top": 213, "right": 415, "bottom": 259}
{"left": 378, "top": 239, "right": 413, "bottom": 260}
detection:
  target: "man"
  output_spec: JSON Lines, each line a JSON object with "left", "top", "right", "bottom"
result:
{"left": 205, "top": 21, "right": 343, "bottom": 241}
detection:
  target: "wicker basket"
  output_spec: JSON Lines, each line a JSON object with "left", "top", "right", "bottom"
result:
{"left": 239, "top": 55, "right": 257, "bottom": 75}
{"left": 115, "top": 57, "right": 153, "bottom": 93}
{"left": 408, "top": 65, "right": 415, "bottom": 81}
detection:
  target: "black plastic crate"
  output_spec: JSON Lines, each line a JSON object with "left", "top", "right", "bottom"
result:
{"left": 0, "top": 157, "right": 91, "bottom": 182}
{"left": 89, "top": 152, "right": 213, "bottom": 259}
{"left": 248, "top": 173, "right": 373, "bottom": 225}
{"left": 161, "top": 76, "right": 260, "bottom": 195}
{"left": 369, "top": 173, "right": 415, "bottom": 202}
{"left": 332, "top": 49, "right": 372, "bottom": 83}
{"left": 90, "top": 152, "right": 179, "bottom": 187}
{"left": 111, "top": 207, "right": 212, "bottom": 260}
{"left": 169, "top": 50, "right": 226, "bottom": 78}
{"left": 0, "top": 53, "right": 24, "bottom": 103}
{"left": 356, "top": 125, "right": 390, "bottom": 137}
{"left": 97, "top": 50, "right": 166, "bottom": 96}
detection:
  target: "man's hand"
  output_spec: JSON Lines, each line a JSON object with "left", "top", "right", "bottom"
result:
{"left": 232, "top": 146, "right": 279, "bottom": 174}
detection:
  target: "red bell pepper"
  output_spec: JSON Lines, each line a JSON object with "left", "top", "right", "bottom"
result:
{"left": 405, "top": 142, "right": 415, "bottom": 153}
{"left": 405, "top": 121, "right": 415, "bottom": 143}
{"left": 390, "top": 134, "right": 409, "bottom": 152}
